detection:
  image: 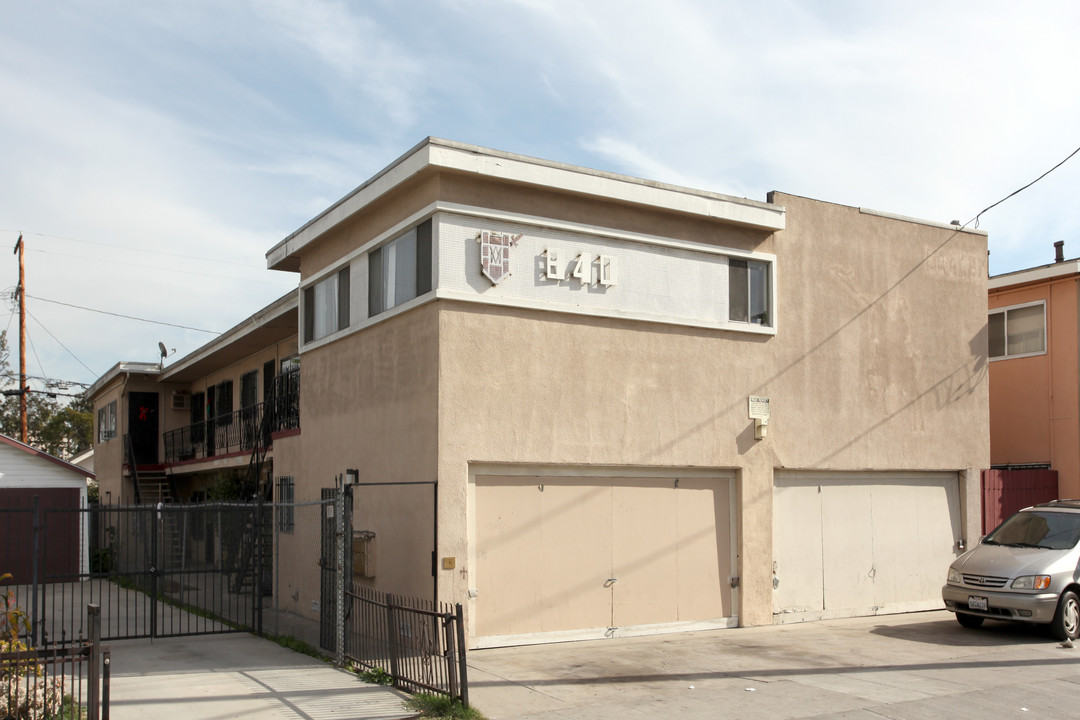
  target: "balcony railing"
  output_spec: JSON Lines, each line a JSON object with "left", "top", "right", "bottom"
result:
{"left": 163, "top": 370, "right": 300, "bottom": 464}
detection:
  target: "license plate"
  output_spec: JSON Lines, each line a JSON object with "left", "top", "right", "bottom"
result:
{"left": 968, "top": 596, "right": 988, "bottom": 611}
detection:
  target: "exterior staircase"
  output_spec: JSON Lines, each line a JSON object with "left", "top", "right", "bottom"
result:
{"left": 136, "top": 470, "right": 173, "bottom": 504}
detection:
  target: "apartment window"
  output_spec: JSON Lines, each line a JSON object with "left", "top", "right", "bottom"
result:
{"left": 729, "top": 258, "right": 771, "bottom": 326}
{"left": 303, "top": 266, "right": 351, "bottom": 344}
{"left": 97, "top": 400, "right": 117, "bottom": 442}
{"left": 989, "top": 302, "right": 1046, "bottom": 359}
{"left": 215, "top": 379, "right": 234, "bottom": 423}
{"left": 190, "top": 390, "right": 205, "bottom": 443}
{"left": 240, "top": 371, "right": 258, "bottom": 409}
{"left": 368, "top": 220, "right": 432, "bottom": 317}
{"left": 276, "top": 476, "right": 295, "bottom": 533}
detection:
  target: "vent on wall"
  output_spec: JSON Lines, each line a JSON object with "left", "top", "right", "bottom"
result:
{"left": 171, "top": 392, "right": 190, "bottom": 410}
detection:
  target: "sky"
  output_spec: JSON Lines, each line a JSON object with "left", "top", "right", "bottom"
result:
{"left": 1, "top": 0, "right": 1078, "bottom": 395}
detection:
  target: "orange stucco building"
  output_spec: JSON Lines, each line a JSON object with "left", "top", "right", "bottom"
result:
{"left": 989, "top": 243, "right": 1080, "bottom": 499}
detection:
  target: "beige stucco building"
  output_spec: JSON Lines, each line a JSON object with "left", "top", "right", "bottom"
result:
{"left": 90, "top": 138, "right": 990, "bottom": 648}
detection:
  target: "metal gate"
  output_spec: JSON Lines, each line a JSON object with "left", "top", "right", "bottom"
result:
{"left": 0, "top": 499, "right": 268, "bottom": 645}
{"left": 982, "top": 468, "right": 1059, "bottom": 533}
{"left": 319, "top": 485, "right": 352, "bottom": 651}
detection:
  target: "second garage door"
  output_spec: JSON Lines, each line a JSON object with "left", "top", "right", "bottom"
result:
{"left": 473, "top": 470, "right": 735, "bottom": 646}
{"left": 773, "top": 471, "right": 963, "bottom": 622}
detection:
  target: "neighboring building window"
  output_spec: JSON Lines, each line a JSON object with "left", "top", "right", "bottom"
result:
{"left": 989, "top": 302, "right": 1046, "bottom": 359}
{"left": 276, "top": 476, "right": 295, "bottom": 533}
{"left": 729, "top": 258, "right": 771, "bottom": 326}
{"left": 368, "top": 219, "right": 432, "bottom": 317}
{"left": 303, "top": 266, "right": 351, "bottom": 344}
{"left": 97, "top": 400, "right": 117, "bottom": 442}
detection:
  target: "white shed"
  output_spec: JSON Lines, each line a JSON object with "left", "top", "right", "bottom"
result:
{"left": 0, "top": 434, "right": 94, "bottom": 585}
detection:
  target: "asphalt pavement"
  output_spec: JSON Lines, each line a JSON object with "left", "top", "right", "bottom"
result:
{"left": 466, "top": 609, "right": 1080, "bottom": 720}
{"left": 105, "top": 610, "right": 1080, "bottom": 719}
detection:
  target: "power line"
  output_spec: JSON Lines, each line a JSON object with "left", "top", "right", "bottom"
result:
{"left": 964, "top": 144, "right": 1080, "bottom": 230}
{"left": 0, "top": 369, "right": 90, "bottom": 389}
{"left": 26, "top": 324, "right": 46, "bottom": 383}
{"left": 26, "top": 248, "right": 286, "bottom": 287}
{"left": 1, "top": 229, "right": 261, "bottom": 268}
{"left": 26, "top": 295, "right": 219, "bottom": 335}
{"left": 26, "top": 309, "right": 99, "bottom": 380}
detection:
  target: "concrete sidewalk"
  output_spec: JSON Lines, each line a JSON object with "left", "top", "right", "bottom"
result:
{"left": 107, "top": 633, "right": 415, "bottom": 720}
{"left": 467, "top": 610, "right": 1080, "bottom": 720}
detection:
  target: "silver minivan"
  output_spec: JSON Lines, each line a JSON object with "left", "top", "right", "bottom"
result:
{"left": 942, "top": 500, "right": 1080, "bottom": 640}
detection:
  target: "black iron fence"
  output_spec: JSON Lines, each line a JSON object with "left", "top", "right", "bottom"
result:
{"left": 345, "top": 585, "right": 469, "bottom": 706}
{"left": 2, "top": 501, "right": 266, "bottom": 646}
{"left": 1, "top": 604, "right": 110, "bottom": 720}
{"left": 163, "top": 370, "right": 300, "bottom": 464}
{"left": 3, "top": 477, "right": 469, "bottom": 708}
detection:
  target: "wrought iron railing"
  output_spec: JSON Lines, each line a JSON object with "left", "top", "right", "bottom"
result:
{"left": 345, "top": 584, "right": 469, "bottom": 707}
{"left": 162, "top": 371, "right": 299, "bottom": 464}
{"left": 0, "top": 604, "right": 110, "bottom": 720}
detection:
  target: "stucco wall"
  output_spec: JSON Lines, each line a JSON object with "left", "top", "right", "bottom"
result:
{"left": 434, "top": 193, "right": 989, "bottom": 627}
{"left": 989, "top": 277, "right": 1080, "bottom": 497}
{"left": 92, "top": 373, "right": 160, "bottom": 504}
{"left": 92, "top": 380, "right": 124, "bottom": 502}
{"left": 293, "top": 302, "right": 439, "bottom": 599}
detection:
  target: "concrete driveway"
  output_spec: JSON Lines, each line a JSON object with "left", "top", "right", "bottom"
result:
{"left": 107, "top": 633, "right": 414, "bottom": 720}
{"left": 466, "top": 610, "right": 1080, "bottom": 720}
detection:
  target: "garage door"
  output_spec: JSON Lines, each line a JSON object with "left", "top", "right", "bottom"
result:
{"left": 473, "top": 471, "right": 735, "bottom": 646}
{"left": 773, "top": 471, "right": 962, "bottom": 621}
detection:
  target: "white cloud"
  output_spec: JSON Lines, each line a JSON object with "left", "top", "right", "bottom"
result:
{"left": 2, "top": 0, "right": 1080, "bottom": 386}
{"left": 252, "top": 0, "right": 426, "bottom": 128}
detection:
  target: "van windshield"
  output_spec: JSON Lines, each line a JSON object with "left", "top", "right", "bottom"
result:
{"left": 984, "top": 511, "right": 1080, "bottom": 550}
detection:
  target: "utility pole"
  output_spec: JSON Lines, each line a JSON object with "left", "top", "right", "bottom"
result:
{"left": 14, "top": 234, "right": 27, "bottom": 443}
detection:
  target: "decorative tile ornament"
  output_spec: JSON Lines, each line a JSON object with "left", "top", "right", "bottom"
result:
{"left": 478, "top": 230, "right": 522, "bottom": 285}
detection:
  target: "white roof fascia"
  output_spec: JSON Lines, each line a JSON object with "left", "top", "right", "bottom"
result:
{"left": 159, "top": 291, "right": 298, "bottom": 381}
{"left": 266, "top": 138, "right": 785, "bottom": 269}
{"left": 427, "top": 142, "right": 785, "bottom": 230}
{"left": 989, "top": 260, "right": 1080, "bottom": 290}
{"left": 86, "top": 362, "right": 160, "bottom": 399}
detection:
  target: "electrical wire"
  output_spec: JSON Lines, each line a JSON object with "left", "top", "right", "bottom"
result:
{"left": 26, "top": 326, "right": 46, "bottom": 385}
{"left": 26, "top": 309, "right": 99, "bottom": 379}
{"left": 27, "top": 295, "right": 219, "bottom": 335}
{"left": 1, "top": 229, "right": 260, "bottom": 268}
{"left": 26, "top": 248, "right": 286, "bottom": 287}
{"left": 964, "top": 144, "right": 1080, "bottom": 230}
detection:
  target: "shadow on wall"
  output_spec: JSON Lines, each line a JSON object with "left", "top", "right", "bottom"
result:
{"left": 636, "top": 225, "right": 984, "bottom": 466}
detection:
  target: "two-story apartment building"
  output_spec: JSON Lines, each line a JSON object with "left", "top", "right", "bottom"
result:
{"left": 88, "top": 292, "right": 300, "bottom": 506}
{"left": 90, "top": 138, "right": 990, "bottom": 648}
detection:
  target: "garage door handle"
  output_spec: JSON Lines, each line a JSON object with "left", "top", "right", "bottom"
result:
{"left": 605, "top": 578, "right": 618, "bottom": 587}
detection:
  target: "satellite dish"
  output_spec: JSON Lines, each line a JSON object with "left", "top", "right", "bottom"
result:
{"left": 158, "top": 342, "right": 168, "bottom": 359}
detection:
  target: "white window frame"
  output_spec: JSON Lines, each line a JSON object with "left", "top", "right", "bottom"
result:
{"left": 989, "top": 300, "right": 1047, "bottom": 361}
{"left": 98, "top": 400, "right": 117, "bottom": 442}
{"left": 302, "top": 266, "right": 351, "bottom": 345}
{"left": 368, "top": 219, "right": 433, "bottom": 318}
{"left": 727, "top": 257, "right": 773, "bottom": 327}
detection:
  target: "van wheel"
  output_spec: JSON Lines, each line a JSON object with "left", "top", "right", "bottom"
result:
{"left": 956, "top": 613, "right": 984, "bottom": 629}
{"left": 1051, "top": 591, "right": 1080, "bottom": 641}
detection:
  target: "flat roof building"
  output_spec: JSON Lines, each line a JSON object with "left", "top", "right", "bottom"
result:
{"left": 90, "top": 138, "right": 990, "bottom": 647}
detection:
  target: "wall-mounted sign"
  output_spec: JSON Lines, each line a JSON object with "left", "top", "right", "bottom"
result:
{"left": 478, "top": 230, "right": 522, "bottom": 285}
{"left": 543, "top": 247, "right": 618, "bottom": 286}
{"left": 748, "top": 396, "right": 770, "bottom": 420}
